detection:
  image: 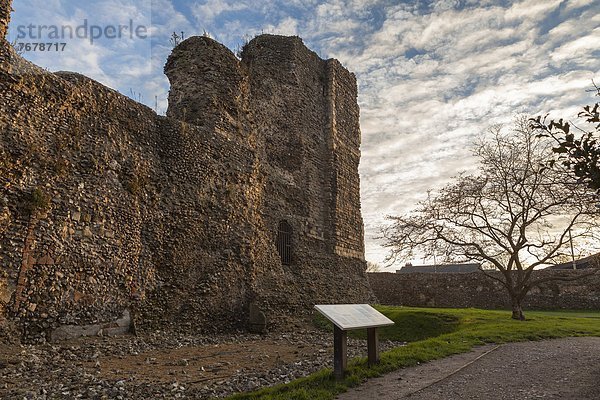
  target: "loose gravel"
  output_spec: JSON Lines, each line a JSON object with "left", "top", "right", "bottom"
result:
{"left": 0, "top": 330, "right": 404, "bottom": 399}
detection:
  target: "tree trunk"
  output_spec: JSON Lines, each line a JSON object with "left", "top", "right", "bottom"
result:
{"left": 511, "top": 299, "right": 525, "bottom": 320}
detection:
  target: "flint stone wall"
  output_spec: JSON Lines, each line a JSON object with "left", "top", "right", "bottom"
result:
{"left": 0, "top": 0, "right": 9, "bottom": 41}
{"left": 370, "top": 271, "right": 600, "bottom": 310}
{"left": 0, "top": 6, "right": 373, "bottom": 343}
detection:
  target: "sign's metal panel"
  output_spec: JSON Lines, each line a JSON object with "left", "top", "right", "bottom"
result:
{"left": 314, "top": 304, "right": 394, "bottom": 330}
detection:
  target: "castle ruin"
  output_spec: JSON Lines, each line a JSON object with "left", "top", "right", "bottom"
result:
{"left": 0, "top": 0, "right": 373, "bottom": 342}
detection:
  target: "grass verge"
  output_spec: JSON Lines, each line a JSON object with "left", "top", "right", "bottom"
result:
{"left": 228, "top": 306, "right": 600, "bottom": 400}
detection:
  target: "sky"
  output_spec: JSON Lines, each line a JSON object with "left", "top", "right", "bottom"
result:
{"left": 7, "top": 0, "right": 600, "bottom": 270}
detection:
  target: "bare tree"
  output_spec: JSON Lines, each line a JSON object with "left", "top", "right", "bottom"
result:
{"left": 382, "top": 119, "right": 600, "bottom": 320}
{"left": 366, "top": 261, "right": 383, "bottom": 273}
{"left": 170, "top": 31, "right": 185, "bottom": 47}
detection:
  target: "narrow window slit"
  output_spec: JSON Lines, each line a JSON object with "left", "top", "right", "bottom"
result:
{"left": 277, "top": 220, "right": 292, "bottom": 265}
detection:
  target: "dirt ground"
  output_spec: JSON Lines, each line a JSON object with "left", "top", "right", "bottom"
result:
{"left": 337, "top": 337, "right": 600, "bottom": 400}
{"left": 86, "top": 337, "right": 320, "bottom": 385}
{"left": 0, "top": 332, "right": 333, "bottom": 397}
{"left": 0, "top": 330, "right": 403, "bottom": 398}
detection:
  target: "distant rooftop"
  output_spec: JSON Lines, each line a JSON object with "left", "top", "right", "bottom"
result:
{"left": 547, "top": 254, "right": 599, "bottom": 270}
{"left": 396, "top": 263, "right": 481, "bottom": 273}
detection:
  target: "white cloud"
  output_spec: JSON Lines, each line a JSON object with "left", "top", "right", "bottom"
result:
{"left": 550, "top": 28, "right": 600, "bottom": 62}
{"left": 504, "top": 0, "right": 563, "bottom": 21}
{"left": 190, "top": 0, "right": 248, "bottom": 25}
{"left": 310, "top": 0, "right": 600, "bottom": 266}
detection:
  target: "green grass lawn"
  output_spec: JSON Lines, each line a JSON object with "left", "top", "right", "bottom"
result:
{"left": 228, "top": 306, "right": 600, "bottom": 400}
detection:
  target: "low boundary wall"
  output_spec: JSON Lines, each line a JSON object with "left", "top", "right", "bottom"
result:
{"left": 369, "top": 271, "right": 600, "bottom": 310}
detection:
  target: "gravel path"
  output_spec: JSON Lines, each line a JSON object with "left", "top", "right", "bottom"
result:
{"left": 337, "top": 337, "right": 600, "bottom": 400}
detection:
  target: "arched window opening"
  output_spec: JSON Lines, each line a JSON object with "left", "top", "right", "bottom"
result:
{"left": 277, "top": 220, "right": 292, "bottom": 265}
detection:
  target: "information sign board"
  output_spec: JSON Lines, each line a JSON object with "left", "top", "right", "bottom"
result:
{"left": 314, "top": 304, "right": 394, "bottom": 330}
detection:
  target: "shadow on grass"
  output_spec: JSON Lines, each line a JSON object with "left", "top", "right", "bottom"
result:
{"left": 313, "top": 306, "right": 460, "bottom": 342}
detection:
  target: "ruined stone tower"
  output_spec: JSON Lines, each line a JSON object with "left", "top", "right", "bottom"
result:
{"left": 165, "top": 35, "right": 366, "bottom": 269}
{"left": 159, "top": 34, "right": 371, "bottom": 328}
{"left": 242, "top": 36, "right": 365, "bottom": 262}
{"left": 0, "top": 3, "right": 372, "bottom": 342}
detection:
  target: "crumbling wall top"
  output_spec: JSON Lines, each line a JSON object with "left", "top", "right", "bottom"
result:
{"left": 165, "top": 36, "right": 239, "bottom": 73}
{"left": 165, "top": 36, "right": 245, "bottom": 131}
{"left": 239, "top": 34, "right": 323, "bottom": 80}
{"left": 240, "top": 34, "right": 305, "bottom": 59}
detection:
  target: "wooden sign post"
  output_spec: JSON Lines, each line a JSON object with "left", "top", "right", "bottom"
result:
{"left": 314, "top": 304, "right": 394, "bottom": 379}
